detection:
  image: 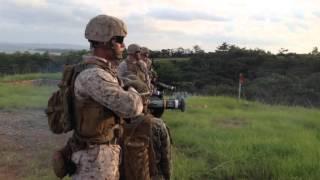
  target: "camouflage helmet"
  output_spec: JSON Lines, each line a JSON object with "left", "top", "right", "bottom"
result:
{"left": 141, "top": 47, "right": 149, "bottom": 54}
{"left": 85, "top": 15, "right": 127, "bottom": 43}
{"left": 127, "top": 44, "right": 141, "bottom": 54}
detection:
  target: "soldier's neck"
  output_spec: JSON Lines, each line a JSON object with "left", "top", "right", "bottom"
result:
{"left": 92, "top": 48, "right": 115, "bottom": 63}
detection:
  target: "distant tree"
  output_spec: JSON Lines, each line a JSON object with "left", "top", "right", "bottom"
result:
{"left": 161, "top": 49, "right": 170, "bottom": 57}
{"left": 278, "top": 48, "right": 289, "bottom": 55}
{"left": 193, "top": 45, "right": 204, "bottom": 54}
{"left": 216, "top": 42, "right": 229, "bottom": 52}
{"left": 150, "top": 50, "right": 161, "bottom": 58}
{"left": 185, "top": 48, "right": 193, "bottom": 55}
{"left": 311, "top": 47, "right": 319, "bottom": 55}
{"left": 176, "top": 47, "right": 184, "bottom": 57}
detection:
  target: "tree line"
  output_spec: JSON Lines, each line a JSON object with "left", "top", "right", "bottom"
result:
{"left": 1, "top": 43, "right": 320, "bottom": 107}
{"left": 154, "top": 43, "right": 320, "bottom": 107}
{"left": 0, "top": 50, "right": 88, "bottom": 75}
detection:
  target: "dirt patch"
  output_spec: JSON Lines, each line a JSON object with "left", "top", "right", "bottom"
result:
{"left": 216, "top": 117, "right": 248, "bottom": 128}
{"left": 0, "top": 166, "right": 19, "bottom": 180}
{"left": 0, "top": 109, "right": 70, "bottom": 179}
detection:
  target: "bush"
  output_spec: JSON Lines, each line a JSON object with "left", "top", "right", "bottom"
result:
{"left": 245, "top": 73, "right": 320, "bottom": 107}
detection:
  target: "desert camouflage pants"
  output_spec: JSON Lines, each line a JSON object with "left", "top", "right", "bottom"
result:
{"left": 71, "top": 144, "right": 121, "bottom": 180}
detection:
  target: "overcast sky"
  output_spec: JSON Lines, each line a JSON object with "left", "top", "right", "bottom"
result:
{"left": 0, "top": 0, "right": 319, "bottom": 53}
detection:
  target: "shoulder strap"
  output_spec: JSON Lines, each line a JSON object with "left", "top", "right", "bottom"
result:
{"left": 85, "top": 59, "right": 118, "bottom": 77}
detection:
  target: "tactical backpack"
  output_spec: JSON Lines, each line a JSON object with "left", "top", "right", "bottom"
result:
{"left": 46, "top": 60, "right": 108, "bottom": 134}
{"left": 122, "top": 115, "right": 157, "bottom": 180}
{"left": 46, "top": 64, "right": 80, "bottom": 134}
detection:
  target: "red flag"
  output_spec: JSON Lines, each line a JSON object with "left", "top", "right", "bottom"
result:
{"left": 239, "top": 73, "right": 245, "bottom": 85}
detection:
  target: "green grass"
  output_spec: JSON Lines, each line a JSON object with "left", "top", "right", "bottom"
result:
{"left": 0, "top": 83, "right": 57, "bottom": 109}
{"left": 0, "top": 73, "right": 59, "bottom": 109}
{"left": 165, "top": 96, "right": 320, "bottom": 180}
{"left": 1, "top": 76, "right": 320, "bottom": 179}
{"left": 0, "top": 73, "right": 61, "bottom": 82}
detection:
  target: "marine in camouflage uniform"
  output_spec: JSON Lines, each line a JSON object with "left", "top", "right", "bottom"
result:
{"left": 141, "top": 47, "right": 171, "bottom": 180}
{"left": 150, "top": 117, "right": 171, "bottom": 180}
{"left": 117, "top": 45, "right": 172, "bottom": 180}
{"left": 141, "top": 47, "right": 158, "bottom": 92}
{"left": 118, "top": 44, "right": 151, "bottom": 90}
{"left": 141, "top": 47, "right": 153, "bottom": 71}
{"left": 69, "top": 15, "right": 143, "bottom": 180}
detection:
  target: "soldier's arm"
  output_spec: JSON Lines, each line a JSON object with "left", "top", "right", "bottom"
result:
{"left": 153, "top": 118, "right": 171, "bottom": 180}
{"left": 117, "top": 61, "right": 127, "bottom": 80}
{"left": 160, "top": 123, "right": 171, "bottom": 180}
{"left": 75, "top": 68, "right": 143, "bottom": 118}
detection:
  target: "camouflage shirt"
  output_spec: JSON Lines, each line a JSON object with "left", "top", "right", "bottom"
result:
{"left": 74, "top": 55, "right": 143, "bottom": 118}
{"left": 142, "top": 57, "right": 152, "bottom": 71}
{"left": 151, "top": 117, "right": 171, "bottom": 180}
{"left": 117, "top": 58, "right": 151, "bottom": 89}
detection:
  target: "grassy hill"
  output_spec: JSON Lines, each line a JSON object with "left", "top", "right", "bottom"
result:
{"left": 167, "top": 96, "right": 320, "bottom": 179}
{"left": 0, "top": 74, "right": 320, "bottom": 179}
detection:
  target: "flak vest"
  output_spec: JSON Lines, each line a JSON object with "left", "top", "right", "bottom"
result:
{"left": 72, "top": 59, "right": 123, "bottom": 147}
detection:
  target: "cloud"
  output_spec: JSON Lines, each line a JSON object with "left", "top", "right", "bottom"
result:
{"left": 313, "top": 11, "right": 320, "bottom": 18}
{"left": 293, "top": 11, "right": 305, "bottom": 20}
{"left": 120, "top": 14, "right": 280, "bottom": 53}
{"left": 14, "top": 0, "right": 47, "bottom": 8}
{"left": 0, "top": 1, "right": 97, "bottom": 28}
{"left": 0, "top": 0, "right": 318, "bottom": 53}
{"left": 0, "top": 0, "right": 100, "bottom": 44}
{"left": 146, "top": 8, "right": 230, "bottom": 22}
{"left": 285, "top": 22, "right": 308, "bottom": 32}
{"left": 252, "top": 15, "right": 267, "bottom": 22}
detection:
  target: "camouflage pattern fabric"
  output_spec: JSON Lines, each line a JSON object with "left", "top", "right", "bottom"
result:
{"left": 142, "top": 57, "right": 157, "bottom": 91}
{"left": 71, "top": 144, "right": 121, "bottom": 180}
{"left": 127, "top": 44, "right": 141, "bottom": 55}
{"left": 117, "top": 58, "right": 151, "bottom": 90}
{"left": 85, "top": 15, "right": 127, "bottom": 43}
{"left": 150, "top": 117, "right": 171, "bottom": 180}
{"left": 143, "top": 57, "right": 152, "bottom": 71}
{"left": 71, "top": 55, "right": 144, "bottom": 179}
{"left": 74, "top": 55, "right": 143, "bottom": 118}
{"left": 117, "top": 59, "right": 129, "bottom": 80}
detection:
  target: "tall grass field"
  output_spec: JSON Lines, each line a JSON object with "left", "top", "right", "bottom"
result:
{"left": 0, "top": 73, "right": 320, "bottom": 179}
{"left": 166, "top": 96, "right": 320, "bottom": 180}
{"left": 0, "top": 73, "right": 59, "bottom": 109}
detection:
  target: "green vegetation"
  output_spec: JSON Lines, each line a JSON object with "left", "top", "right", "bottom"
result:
{"left": 1, "top": 75, "right": 320, "bottom": 179}
{"left": 0, "top": 72, "right": 61, "bottom": 82}
{"left": 0, "top": 73, "right": 60, "bottom": 109}
{"left": 0, "top": 83, "right": 57, "bottom": 109}
{"left": 166, "top": 96, "right": 320, "bottom": 179}
{"left": 0, "top": 50, "right": 88, "bottom": 75}
{"left": 1, "top": 44, "right": 320, "bottom": 107}
{"left": 153, "top": 44, "right": 320, "bottom": 107}
{"left": 154, "top": 57, "right": 190, "bottom": 62}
